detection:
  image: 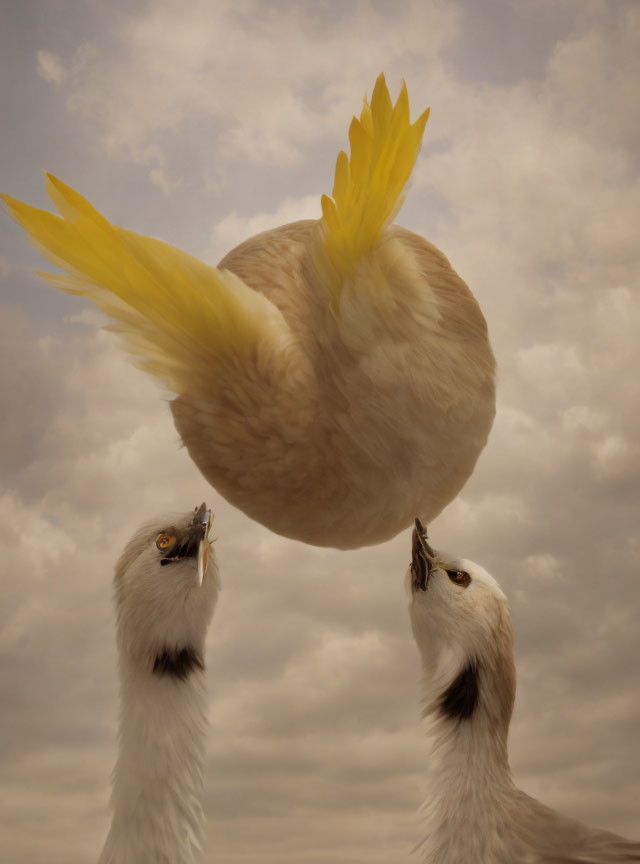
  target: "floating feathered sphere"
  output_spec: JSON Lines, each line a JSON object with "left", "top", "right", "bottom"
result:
{"left": 3, "top": 75, "right": 495, "bottom": 548}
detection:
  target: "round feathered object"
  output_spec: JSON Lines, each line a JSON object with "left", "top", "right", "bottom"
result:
{"left": 2, "top": 75, "right": 495, "bottom": 548}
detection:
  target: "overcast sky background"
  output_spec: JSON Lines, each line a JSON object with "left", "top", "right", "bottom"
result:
{"left": 1, "top": 1, "right": 639, "bottom": 862}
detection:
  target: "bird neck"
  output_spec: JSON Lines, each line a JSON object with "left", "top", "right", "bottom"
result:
{"left": 98, "top": 645, "right": 208, "bottom": 864}
{"left": 417, "top": 658, "right": 516, "bottom": 863}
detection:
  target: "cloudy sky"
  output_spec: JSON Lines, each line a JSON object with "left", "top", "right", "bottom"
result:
{"left": 1, "top": 1, "right": 639, "bottom": 861}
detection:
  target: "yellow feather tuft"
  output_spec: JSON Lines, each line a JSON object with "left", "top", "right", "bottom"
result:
{"left": 320, "top": 74, "right": 430, "bottom": 300}
{"left": 1, "top": 176, "right": 279, "bottom": 396}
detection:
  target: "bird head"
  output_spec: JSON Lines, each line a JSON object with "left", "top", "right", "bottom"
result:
{"left": 408, "top": 519, "right": 515, "bottom": 727}
{"left": 113, "top": 503, "right": 219, "bottom": 674}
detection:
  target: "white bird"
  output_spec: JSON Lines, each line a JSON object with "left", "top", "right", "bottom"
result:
{"left": 407, "top": 519, "right": 640, "bottom": 864}
{"left": 98, "top": 503, "right": 218, "bottom": 864}
{"left": 2, "top": 75, "right": 495, "bottom": 549}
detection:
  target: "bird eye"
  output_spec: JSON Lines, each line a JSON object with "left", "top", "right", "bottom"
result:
{"left": 156, "top": 534, "right": 177, "bottom": 551}
{"left": 447, "top": 569, "right": 471, "bottom": 588}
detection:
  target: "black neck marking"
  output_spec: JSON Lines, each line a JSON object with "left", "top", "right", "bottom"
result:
{"left": 153, "top": 646, "right": 203, "bottom": 681}
{"left": 439, "top": 663, "right": 479, "bottom": 721}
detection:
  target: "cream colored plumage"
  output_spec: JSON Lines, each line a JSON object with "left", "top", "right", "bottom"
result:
{"left": 408, "top": 522, "right": 640, "bottom": 863}
{"left": 2, "top": 75, "right": 495, "bottom": 548}
{"left": 97, "top": 503, "right": 218, "bottom": 864}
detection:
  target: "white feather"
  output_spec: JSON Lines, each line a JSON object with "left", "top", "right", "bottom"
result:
{"left": 98, "top": 509, "right": 219, "bottom": 864}
{"left": 408, "top": 550, "right": 640, "bottom": 863}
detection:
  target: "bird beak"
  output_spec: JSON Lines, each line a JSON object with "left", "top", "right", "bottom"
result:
{"left": 160, "top": 503, "right": 213, "bottom": 584}
{"left": 192, "top": 503, "right": 213, "bottom": 587}
{"left": 411, "top": 518, "right": 436, "bottom": 592}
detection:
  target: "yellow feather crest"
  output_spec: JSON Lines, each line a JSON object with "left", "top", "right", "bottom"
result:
{"left": 320, "top": 74, "right": 430, "bottom": 294}
{"left": 2, "top": 175, "right": 279, "bottom": 396}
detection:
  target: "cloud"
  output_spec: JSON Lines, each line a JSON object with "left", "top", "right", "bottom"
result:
{"left": 206, "top": 193, "right": 320, "bottom": 262}
{"left": 2, "top": 1, "right": 640, "bottom": 862}
{"left": 36, "top": 49, "right": 66, "bottom": 85}
{"left": 147, "top": 166, "right": 174, "bottom": 197}
{"left": 35, "top": 0, "right": 458, "bottom": 173}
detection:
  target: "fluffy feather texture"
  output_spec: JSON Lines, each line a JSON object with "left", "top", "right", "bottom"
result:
{"left": 407, "top": 529, "right": 640, "bottom": 863}
{"left": 320, "top": 76, "right": 429, "bottom": 302}
{"left": 98, "top": 506, "right": 219, "bottom": 864}
{"left": 2, "top": 75, "right": 495, "bottom": 549}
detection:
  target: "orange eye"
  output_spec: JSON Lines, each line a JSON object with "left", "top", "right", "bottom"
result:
{"left": 156, "top": 534, "right": 177, "bottom": 551}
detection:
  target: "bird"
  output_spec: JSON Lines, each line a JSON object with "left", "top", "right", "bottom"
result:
{"left": 97, "top": 502, "right": 218, "bottom": 864}
{"left": 2, "top": 74, "right": 495, "bottom": 550}
{"left": 407, "top": 519, "right": 640, "bottom": 864}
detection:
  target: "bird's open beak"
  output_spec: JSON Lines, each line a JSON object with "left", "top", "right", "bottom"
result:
{"left": 411, "top": 518, "right": 436, "bottom": 592}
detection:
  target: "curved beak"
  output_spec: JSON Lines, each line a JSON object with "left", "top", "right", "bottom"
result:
{"left": 192, "top": 503, "right": 213, "bottom": 587}
{"left": 411, "top": 518, "right": 436, "bottom": 592}
{"left": 159, "top": 502, "right": 213, "bottom": 586}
